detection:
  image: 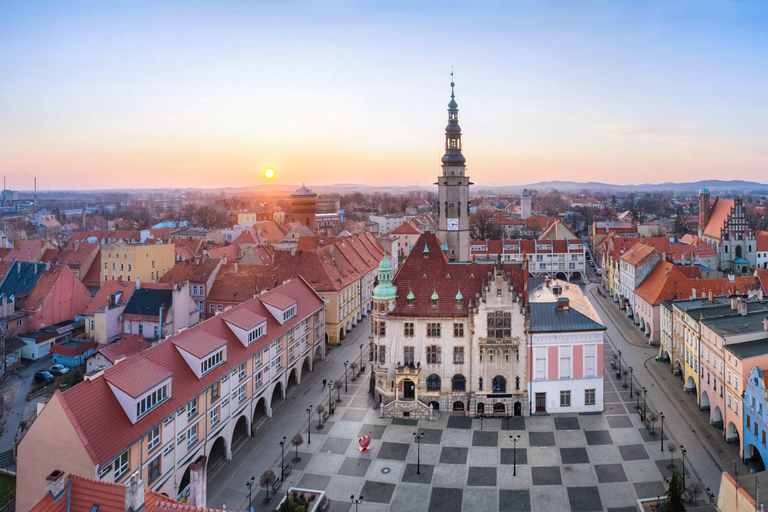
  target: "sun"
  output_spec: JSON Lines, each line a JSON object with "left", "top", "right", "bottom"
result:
{"left": 263, "top": 167, "right": 276, "bottom": 180}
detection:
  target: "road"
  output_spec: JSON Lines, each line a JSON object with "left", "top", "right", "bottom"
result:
{"left": 0, "top": 356, "right": 52, "bottom": 455}
{"left": 207, "top": 316, "right": 373, "bottom": 510}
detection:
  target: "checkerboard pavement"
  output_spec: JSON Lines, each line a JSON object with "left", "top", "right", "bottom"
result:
{"left": 250, "top": 363, "right": 681, "bottom": 512}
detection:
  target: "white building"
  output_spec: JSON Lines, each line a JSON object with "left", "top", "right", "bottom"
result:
{"left": 470, "top": 239, "right": 587, "bottom": 282}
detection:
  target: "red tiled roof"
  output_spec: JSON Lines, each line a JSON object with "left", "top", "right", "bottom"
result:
{"left": 390, "top": 233, "right": 528, "bottom": 318}
{"left": 57, "top": 279, "right": 323, "bottom": 464}
{"left": 160, "top": 259, "right": 220, "bottom": 286}
{"left": 56, "top": 243, "right": 100, "bottom": 267}
{"left": 206, "top": 264, "right": 271, "bottom": 303}
{"left": 222, "top": 308, "right": 267, "bottom": 330}
{"left": 49, "top": 340, "right": 97, "bottom": 357}
{"left": 391, "top": 221, "right": 421, "bottom": 235}
{"left": 23, "top": 264, "right": 71, "bottom": 311}
{"left": 82, "top": 253, "right": 102, "bottom": 288}
{"left": 703, "top": 199, "right": 736, "bottom": 239}
{"left": 85, "top": 280, "right": 135, "bottom": 315}
{"left": 757, "top": 268, "right": 768, "bottom": 294}
{"left": 619, "top": 243, "right": 659, "bottom": 268}
{"left": 173, "top": 329, "right": 228, "bottom": 359}
{"left": 757, "top": 234, "right": 768, "bottom": 252}
{"left": 207, "top": 244, "right": 239, "bottom": 261}
{"left": 96, "top": 334, "right": 152, "bottom": 364}
{"left": 635, "top": 262, "right": 694, "bottom": 305}
{"left": 3, "top": 240, "right": 50, "bottom": 262}
{"left": 677, "top": 266, "right": 703, "bottom": 279}
{"left": 260, "top": 291, "right": 296, "bottom": 310}
{"left": 105, "top": 358, "right": 173, "bottom": 397}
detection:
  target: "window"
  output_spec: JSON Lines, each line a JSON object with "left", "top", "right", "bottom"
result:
{"left": 728, "top": 392, "right": 732, "bottom": 408}
{"left": 187, "top": 425, "right": 197, "bottom": 447}
{"left": 187, "top": 399, "right": 197, "bottom": 420}
{"left": 487, "top": 311, "right": 511, "bottom": 339}
{"left": 453, "top": 347, "right": 464, "bottom": 364}
{"left": 585, "top": 389, "right": 596, "bottom": 406}
{"left": 404, "top": 346, "right": 415, "bottom": 365}
{"left": 453, "top": 323, "right": 464, "bottom": 337}
{"left": 535, "top": 357, "right": 546, "bottom": 380}
{"left": 210, "top": 305, "right": 215, "bottom": 314}
{"left": 378, "top": 345, "right": 386, "bottom": 364}
{"left": 479, "top": 377, "right": 483, "bottom": 391}
{"left": 560, "top": 390, "right": 571, "bottom": 407}
{"left": 238, "top": 385, "right": 246, "bottom": 402}
{"left": 210, "top": 407, "right": 219, "bottom": 427}
{"left": 255, "top": 371, "right": 263, "bottom": 389}
{"left": 559, "top": 347, "right": 571, "bottom": 379}
{"left": 378, "top": 321, "right": 386, "bottom": 336}
{"left": 763, "top": 431, "right": 766, "bottom": 446}
{"left": 735, "top": 376, "right": 739, "bottom": 390}
{"left": 747, "top": 415, "right": 752, "bottom": 429}
{"left": 283, "top": 305, "right": 297, "bottom": 322}
{"left": 238, "top": 363, "right": 246, "bottom": 380}
{"left": 728, "top": 369, "right": 731, "bottom": 384}
{"left": 452, "top": 374, "right": 466, "bottom": 392}
{"left": 201, "top": 350, "right": 224, "bottom": 375}
{"left": 136, "top": 384, "right": 168, "bottom": 419}
{"left": 492, "top": 376, "right": 506, "bottom": 393}
{"left": 248, "top": 324, "right": 265, "bottom": 344}
{"left": 426, "top": 323, "right": 441, "bottom": 337}
{"left": 177, "top": 432, "right": 185, "bottom": 445}
{"left": 114, "top": 451, "right": 130, "bottom": 480}
{"left": 16, "top": 319, "right": 22, "bottom": 327}
{"left": 147, "top": 426, "right": 161, "bottom": 452}
{"left": 426, "top": 345, "right": 441, "bottom": 364}
{"left": 404, "top": 322, "right": 414, "bottom": 336}
{"left": 148, "top": 456, "right": 161, "bottom": 483}
{"left": 427, "top": 374, "right": 441, "bottom": 391}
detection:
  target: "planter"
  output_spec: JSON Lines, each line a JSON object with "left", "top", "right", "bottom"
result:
{"left": 275, "top": 487, "right": 328, "bottom": 512}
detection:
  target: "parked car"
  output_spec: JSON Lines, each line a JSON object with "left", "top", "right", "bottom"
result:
{"left": 596, "top": 268, "right": 602, "bottom": 275}
{"left": 34, "top": 371, "right": 54, "bottom": 383}
{"left": 49, "top": 364, "right": 70, "bottom": 376}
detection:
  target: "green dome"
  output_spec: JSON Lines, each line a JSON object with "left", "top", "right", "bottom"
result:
{"left": 431, "top": 290, "right": 439, "bottom": 301}
{"left": 700, "top": 186, "right": 709, "bottom": 195}
{"left": 373, "top": 256, "right": 397, "bottom": 301}
{"left": 379, "top": 257, "right": 392, "bottom": 272}
{"left": 407, "top": 289, "right": 415, "bottom": 300}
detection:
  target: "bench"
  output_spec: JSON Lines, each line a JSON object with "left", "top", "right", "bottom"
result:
{"left": 644, "top": 417, "right": 651, "bottom": 428}
{"left": 330, "top": 402, "right": 337, "bottom": 415}
{"left": 321, "top": 412, "right": 329, "bottom": 422}
{"left": 610, "top": 359, "right": 616, "bottom": 369}
{"left": 272, "top": 477, "right": 281, "bottom": 492}
{"left": 282, "top": 464, "right": 292, "bottom": 479}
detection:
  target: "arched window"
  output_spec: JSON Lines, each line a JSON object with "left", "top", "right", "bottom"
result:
{"left": 492, "top": 376, "right": 506, "bottom": 393}
{"left": 452, "top": 374, "right": 466, "bottom": 392}
{"left": 427, "top": 374, "right": 441, "bottom": 392}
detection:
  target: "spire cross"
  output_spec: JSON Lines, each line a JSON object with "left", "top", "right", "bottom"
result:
{"left": 450, "top": 67, "right": 455, "bottom": 97}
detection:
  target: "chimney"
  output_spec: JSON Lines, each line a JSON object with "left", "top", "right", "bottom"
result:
{"left": 136, "top": 276, "right": 141, "bottom": 289}
{"left": 45, "top": 470, "right": 66, "bottom": 501}
{"left": 234, "top": 262, "right": 239, "bottom": 273}
{"left": 731, "top": 297, "right": 738, "bottom": 310}
{"left": 124, "top": 471, "right": 144, "bottom": 512}
{"left": 763, "top": 317, "right": 768, "bottom": 331}
{"left": 188, "top": 455, "right": 208, "bottom": 507}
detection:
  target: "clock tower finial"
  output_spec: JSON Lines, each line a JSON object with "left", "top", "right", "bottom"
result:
{"left": 436, "top": 74, "right": 471, "bottom": 262}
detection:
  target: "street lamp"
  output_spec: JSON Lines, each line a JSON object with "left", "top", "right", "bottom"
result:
{"left": 328, "top": 382, "right": 333, "bottom": 412}
{"left": 680, "top": 445, "right": 687, "bottom": 489}
{"left": 660, "top": 412, "right": 665, "bottom": 452}
{"left": 510, "top": 434, "right": 521, "bottom": 476}
{"left": 360, "top": 343, "right": 364, "bottom": 365}
{"left": 706, "top": 487, "right": 715, "bottom": 505}
{"left": 618, "top": 350, "right": 622, "bottom": 376}
{"left": 629, "top": 367, "right": 634, "bottom": 397}
{"left": 642, "top": 387, "right": 647, "bottom": 421}
{"left": 623, "top": 368, "right": 628, "bottom": 389}
{"left": 351, "top": 494, "right": 364, "bottom": 512}
{"left": 413, "top": 432, "right": 425, "bottom": 474}
{"left": 344, "top": 361, "right": 349, "bottom": 392}
{"left": 306, "top": 406, "right": 313, "bottom": 445}
{"left": 245, "top": 476, "right": 255, "bottom": 510}
{"left": 280, "top": 436, "right": 287, "bottom": 485}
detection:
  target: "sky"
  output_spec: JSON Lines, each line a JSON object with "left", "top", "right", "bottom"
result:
{"left": 1, "top": 0, "right": 767, "bottom": 191}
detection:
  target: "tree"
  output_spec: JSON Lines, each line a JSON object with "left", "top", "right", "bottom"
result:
{"left": 65, "top": 367, "right": 84, "bottom": 388}
{"left": 667, "top": 443, "right": 677, "bottom": 469}
{"left": 260, "top": 470, "right": 277, "bottom": 505}
{"left": 686, "top": 481, "right": 703, "bottom": 507}
{"left": 316, "top": 405, "right": 326, "bottom": 429}
{"left": 470, "top": 211, "right": 503, "bottom": 240}
{"left": 350, "top": 361, "right": 359, "bottom": 381}
{"left": 334, "top": 379, "right": 343, "bottom": 402}
{"left": 648, "top": 412, "right": 659, "bottom": 435}
{"left": 271, "top": 499, "right": 306, "bottom": 512}
{"left": 665, "top": 468, "right": 686, "bottom": 512}
{"left": 291, "top": 433, "right": 304, "bottom": 463}
{"left": 634, "top": 388, "right": 642, "bottom": 408}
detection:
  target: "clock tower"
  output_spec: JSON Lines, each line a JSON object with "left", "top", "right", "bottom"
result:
{"left": 436, "top": 78, "right": 472, "bottom": 262}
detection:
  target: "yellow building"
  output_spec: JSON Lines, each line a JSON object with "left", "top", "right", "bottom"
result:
{"left": 273, "top": 210, "right": 285, "bottom": 225}
{"left": 681, "top": 310, "right": 701, "bottom": 403}
{"left": 101, "top": 243, "right": 176, "bottom": 284}
{"left": 16, "top": 279, "right": 326, "bottom": 511}
{"left": 235, "top": 213, "right": 258, "bottom": 224}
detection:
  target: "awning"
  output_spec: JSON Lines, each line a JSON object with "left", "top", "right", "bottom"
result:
{"left": 733, "top": 258, "right": 749, "bottom": 264}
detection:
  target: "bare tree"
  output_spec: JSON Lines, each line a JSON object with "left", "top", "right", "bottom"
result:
{"left": 686, "top": 481, "right": 703, "bottom": 506}
{"left": 334, "top": 379, "right": 343, "bottom": 402}
{"left": 291, "top": 433, "right": 304, "bottom": 463}
{"left": 667, "top": 443, "right": 677, "bottom": 469}
{"left": 634, "top": 388, "right": 642, "bottom": 408}
{"left": 259, "top": 470, "right": 277, "bottom": 504}
{"left": 648, "top": 412, "right": 659, "bottom": 435}
{"left": 470, "top": 211, "right": 503, "bottom": 240}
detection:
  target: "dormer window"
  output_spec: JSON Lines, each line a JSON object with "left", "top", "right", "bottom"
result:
{"left": 283, "top": 305, "right": 296, "bottom": 322}
{"left": 201, "top": 349, "right": 224, "bottom": 375}
{"left": 136, "top": 383, "right": 169, "bottom": 419}
{"left": 248, "top": 324, "right": 265, "bottom": 344}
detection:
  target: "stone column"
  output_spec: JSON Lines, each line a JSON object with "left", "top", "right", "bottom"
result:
{"left": 188, "top": 455, "right": 207, "bottom": 507}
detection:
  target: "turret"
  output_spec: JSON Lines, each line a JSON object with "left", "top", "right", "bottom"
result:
{"left": 698, "top": 186, "right": 710, "bottom": 237}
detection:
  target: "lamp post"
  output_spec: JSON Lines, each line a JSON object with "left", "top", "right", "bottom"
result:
{"left": 280, "top": 436, "right": 286, "bottom": 484}
{"left": 706, "top": 487, "right": 715, "bottom": 505}
{"left": 246, "top": 476, "right": 255, "bottom": 510}
{"left": 642, "top": 387, "right": 647, "bottom": 421}
{"left": 344, "top": 361, "right": 349, "bottom": 392}
{"left": 360, "top": 343, "right": 364, "bottom": 365}
{"left": 306, "top": 406, "right": 313, "bottom": 445}
{"left": 618, "top": 350, "right": 622, "bottom": 375}
{"left": 351, "top": 494, "right": 364, "bottom": 512}
{"left": 660, "top": 412, "right": 665, "bottom": 452}
{"left": 413, "top": 432, "right": 425, "bottom": 474}
{"left": 680, "top": 445, "right": 687, "bottom": 489}
{"left": 510, "top": 434, "right": 521, "bottom": 476}
{"left": 623, "top": 369, "right": 628, "bottom": 389}
{"left": 328, "top": 382, "right": 333, "bottom": 411}
{"left": 629, "top": 367, "right": 633, "bottom": 397}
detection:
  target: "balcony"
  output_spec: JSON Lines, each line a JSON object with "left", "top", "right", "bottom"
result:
{"left": 479, "top": 337, "right": 521, "bottom": 347}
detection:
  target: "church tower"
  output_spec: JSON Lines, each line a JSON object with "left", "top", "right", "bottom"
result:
{"left": 436, "top": 78, "right": 471, "bottom": 262}
{"left": 698, "top": 186, "right": 710, "bottom": 237}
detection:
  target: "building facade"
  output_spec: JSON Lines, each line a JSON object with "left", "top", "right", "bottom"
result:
{"left": 101, "top": 243, "right": 176, "bottom": 284}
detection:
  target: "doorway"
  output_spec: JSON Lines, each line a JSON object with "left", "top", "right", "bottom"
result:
{"left": 535, "top": 393, "right": 546, "bottom": 413}
{"left": 402, "top": 379, "right": 415, "bottom": 400}
{"left": 514, "top": 401, "right": 522, "bottom": 416}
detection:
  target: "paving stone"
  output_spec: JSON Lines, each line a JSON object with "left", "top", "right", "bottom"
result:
{"left": 288, "top": 451, "right": 312, "bottom": 471}
{"left": 618, "top": 444, "right": 649, "bottom": 461}
{"left": 604, "top": 403, "right": 628, "bottom": 415}
{"left": 500, "top": 448, "right": 527, "bottom": 465}
{"left": 321, "top": 437, "right": 352, "bottom": 455}
{"left": 623, "top": 459, "right": 663, "bottom": 484}
{"left": 655, "top": 459, "right": 688, "bottom": 480}
{"left": 392, "top": 418, "right": 419, "bottom": 426}
{"left": 341, "top": 409, "right": 368, "bottom": 422}
{"left": 595, "top": 463, "right": 628, "bottom": 483}
{"left": 360, "top": 480, "right": 396, "bottom": 504}
{"left": 503, "top": 417, "right": 526, "bottom": 431}
{"left": 462, "top": 487, "right": 497, "bottom": 512}
{"left": 337, "top": 457, "right": 371, "bottom": 477}
{"left": 325, "top": 501, "right": 353, "bottom": 512}
{"left": 529, "top": 486, "right": 569, "bottom": 511}
{"left": 531, "top": 466, "right": 562, "bottom": 486}
{"left": 604, "top": 392, "right": 621, "bottom": 403}
{"left": 401, "top": 463, "right": 434, "bottom": 484}
{"left": 348, "top": 396, "right": 373, "bottom": 408}
{"left": 634, "top": 481, "right": 667, "bottom": 499}
{"left": 439, "top": 446, "right": 469, "bottom": 464}
{"left": 357, "top": 424, "right": 386, "bottom": 440}
{"left": 607, "top": 508, "right": 639, "bottom": 512}
{"left": 567, "top": 486, "right": 603, "bottom": 512}
{"left": 554, "top": 417, "right": 580, "bottom": 430}
{"left": 377, "top": 442, "right": 410, "bottom": 460}
{"left": 417, "top": 428, "right": 443, "bottom": 445}
{"left": 499, "top": 489, "right": 531, "bottom": 511}
{"left": 560, "top": 447, "right": 590, "bottom": 464}
{"left": 297, "top": 473, "right": 332, "bottom": 490}
{"left": 473, "top": 431, "right": 499, "bottom": 447}
{"left": 467, "top": 466, "right": 497, "bottom": 486}
{"left": 638, "top": 427, "right": 662, "bottom": 442}
{"left": 389, "top": 483, "right": 430, "bottom": 512}
{"left": 447, "top": 416, "right": 473, "bottom": 429}
{"left": 607, "top": 416, "right": 633, "bottom": 428}
{"left": 528, "top": 431, "right": 556, "bottom": 447}
{"left": 429, "top": 487, "right": 463, "bottom": 512}
{"left": 585, "top": 430, "right": 613, "bottom": 445}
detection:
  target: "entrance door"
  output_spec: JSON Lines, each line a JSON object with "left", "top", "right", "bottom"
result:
{"left": 535, "top": 393, "right": 546, "bottom": 413}
{"left": 403, "top": 379, "right": 415, "bottom": 400}
{"left": 514, "top": 401, "right": 522, "bottom": 416}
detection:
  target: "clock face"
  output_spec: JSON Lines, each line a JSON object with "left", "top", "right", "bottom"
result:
{"left": 447, "top": 218, "right": 459, "bottom": 231}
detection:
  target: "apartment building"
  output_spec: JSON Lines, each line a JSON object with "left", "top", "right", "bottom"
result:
{"left": 101, "top": 243, "right": 176, "bottom": 284}
{"left": 470, "top": 238, "right": 586, "bottom": 282}
{"left": 17, "top": 278, "right": 326, "bottom": 511}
